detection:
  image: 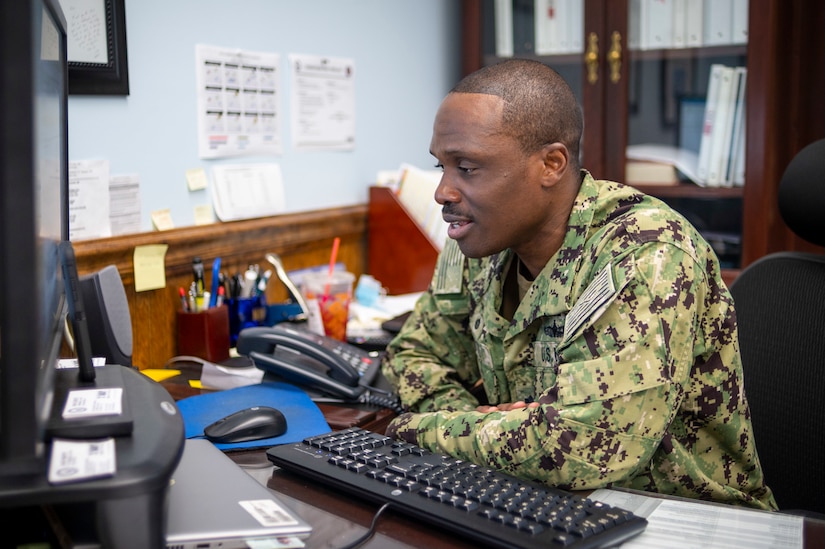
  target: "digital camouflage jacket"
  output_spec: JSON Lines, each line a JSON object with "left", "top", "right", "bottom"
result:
{"left": 382, "top": 171, "right": 776, "bottom": 510}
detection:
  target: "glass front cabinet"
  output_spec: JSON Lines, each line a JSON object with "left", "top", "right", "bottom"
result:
{"left": 460, "top": 0, "right": 825, "bottom": 281}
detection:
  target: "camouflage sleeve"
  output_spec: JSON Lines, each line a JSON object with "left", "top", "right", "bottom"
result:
{"left": 380, "top": 243, "right": 481, "bottom": 413}
{"left": 386, "top": 242, "right": 713, "bottom": 491}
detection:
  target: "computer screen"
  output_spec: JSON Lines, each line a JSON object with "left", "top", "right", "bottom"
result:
{"left": 0, "top": 0, "right": 68, "bottom": 477}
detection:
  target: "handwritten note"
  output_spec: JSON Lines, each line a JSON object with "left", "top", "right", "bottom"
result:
{"left": 57, "top": 0, "right": 108, "bottom": 64}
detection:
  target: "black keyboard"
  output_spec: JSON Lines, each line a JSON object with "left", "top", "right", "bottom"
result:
{"left": 267, "top": 428, "right": 647, "bottom": 548}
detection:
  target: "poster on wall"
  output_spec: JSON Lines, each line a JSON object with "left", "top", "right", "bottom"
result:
{"left": 195, "top": 44, "right": 282, "bottom": 158}
{"left": 289, "top": 53, "right": 356, "bottom": 152}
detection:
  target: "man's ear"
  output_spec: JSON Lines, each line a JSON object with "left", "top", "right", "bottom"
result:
{"left": 541, "top": 143, "right": 569, "bottom": 188}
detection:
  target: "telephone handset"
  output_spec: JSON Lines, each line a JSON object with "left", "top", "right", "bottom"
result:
{"left": 235, "top": 324, "right": 382, "bottom": 401}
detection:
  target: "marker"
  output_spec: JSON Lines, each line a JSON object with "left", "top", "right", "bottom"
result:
{"left": 179, "top": 287, "right": 190, "bottom": 312}
{"left": 192, "top": 257, "right": 205, "bottom": 310}
{"left": 209, "top": 257, "right": 221, "bottom": 308}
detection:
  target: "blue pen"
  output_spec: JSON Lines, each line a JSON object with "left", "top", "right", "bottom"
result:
{"left": 209, "top": 257, "right": 221, "bottom": 308}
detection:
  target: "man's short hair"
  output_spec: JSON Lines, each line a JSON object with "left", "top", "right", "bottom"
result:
{"left": 451, "top": 59, "right": 583, "bottom": 168}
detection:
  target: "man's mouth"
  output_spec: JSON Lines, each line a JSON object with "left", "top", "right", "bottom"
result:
{"left": 443, "top": 214, "right": 473, "bottom": 238}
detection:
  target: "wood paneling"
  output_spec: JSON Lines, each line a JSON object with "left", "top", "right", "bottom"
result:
{"left": 72, "top": 205, "right": 368, "bottom": 370}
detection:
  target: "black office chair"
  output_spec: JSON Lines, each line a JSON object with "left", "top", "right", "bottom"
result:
{"left": 729, "top": 138, "right": 825, "bottom": 515}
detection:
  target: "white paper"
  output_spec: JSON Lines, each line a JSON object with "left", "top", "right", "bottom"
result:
{"left": 626, "top": 144, "right": 702, "bottom": 185}
{"left": 200, "top": 360, "right": 264, "bottom": 390}
{"left": 290, "top": 53, "right": 356, "bottom": 151}
{"left": 68, "top": 158, "right": 112, "bottom": 240}
{"left": 49, "top": 438, "right": 116, "bottom": 485}
{"left": 57, "top": 0, "right": 108, "bottom": 64}
{"left": 196, "top": 44, "right": 282, "bottom": 159}
{"left": 211, "top": 163, "right": 286, "bottom": 221}
{"left": 109, "top": 173, "right": 141, "bottom": 236}
{"left": 590, "top": 489, "right": 803, "bottom": 549}
{"left": 61, "top": 387, "right": 123, "bottom": 418}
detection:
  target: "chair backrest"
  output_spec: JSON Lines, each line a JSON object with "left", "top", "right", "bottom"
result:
{"left": 729, "top": 138, "right": 825, "bottom": 514}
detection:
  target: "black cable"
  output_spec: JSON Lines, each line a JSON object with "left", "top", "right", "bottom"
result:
{"left": 359, "top": 389, "right": 404, "bottom": 414}
{"left": 337, "top": 502, "right": 392, "bottom": 549}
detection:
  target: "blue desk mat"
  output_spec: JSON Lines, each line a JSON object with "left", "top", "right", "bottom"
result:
{"left": 175, "top": 381, "right": 331, "bottom": 451}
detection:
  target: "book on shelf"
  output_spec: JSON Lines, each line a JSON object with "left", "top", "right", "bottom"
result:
{"left": 726, "top": 67, "right": 748, "bottom": 186}
{"left": 626, "top": 161, "right": 682, "bottom": 186}
{"left": 494, "top": 0, "right": 514, "bottom": 57}
{"left": 696, "top": 64, "right": 725, "bottom": 185}
{"left": 626, "top": 144, "right": 701, "bottom": 186}
{"left": 707, "top": 65, "right": 737, "bottom": 187}
{"left": 696, "top": 64, "right": 746, "bottom": 187}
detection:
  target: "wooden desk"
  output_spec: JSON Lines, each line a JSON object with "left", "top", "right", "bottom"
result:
{"left": 228, "top": 448, "right": 825, "bottom": 549}
{"left": 162, "top": 363, "right": 825, "bottom": 548}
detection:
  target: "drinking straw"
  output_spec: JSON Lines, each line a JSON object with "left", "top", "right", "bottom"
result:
{"left": 324, "top": 237, "right": 340, "bottom": 299}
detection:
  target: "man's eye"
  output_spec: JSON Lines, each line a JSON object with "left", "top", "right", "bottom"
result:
{"left": 434, "top": 163, "right": 444, "bottom": 171}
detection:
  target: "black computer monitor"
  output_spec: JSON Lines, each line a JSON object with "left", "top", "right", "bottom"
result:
{"left": 0, "top": 0, "right": 69, "bottom": 477}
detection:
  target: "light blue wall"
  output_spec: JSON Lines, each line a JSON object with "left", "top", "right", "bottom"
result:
{"left": 68, "top": 0, "right": 461, "bottom": 231}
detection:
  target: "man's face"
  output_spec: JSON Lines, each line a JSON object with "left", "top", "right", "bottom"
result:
{"left": 429, "top": 92, "right": 553, "bottom": 260}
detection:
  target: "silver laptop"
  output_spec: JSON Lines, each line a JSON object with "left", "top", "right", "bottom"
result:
{"left": 166, "top": 439, "right": 312, "bottom": 548}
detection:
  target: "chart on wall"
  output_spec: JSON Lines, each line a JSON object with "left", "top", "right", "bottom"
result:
{"left": 195, "top": 44, "right": 282, "bottom": 159}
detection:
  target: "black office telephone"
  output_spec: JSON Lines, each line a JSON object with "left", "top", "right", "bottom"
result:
{"left": 235, "top": 324, "right": 388, "bottom": 403}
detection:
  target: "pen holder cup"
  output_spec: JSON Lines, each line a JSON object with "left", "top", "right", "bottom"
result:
{"left": 228, "top": 295, "right": 268, "bottom": 346}
{"left": 176, "top": 305, "right": 230, "bottom": 362}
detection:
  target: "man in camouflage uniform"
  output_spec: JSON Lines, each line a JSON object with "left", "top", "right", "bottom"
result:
{"left": 381, "top": 59, "right": 775, "bottom": 510}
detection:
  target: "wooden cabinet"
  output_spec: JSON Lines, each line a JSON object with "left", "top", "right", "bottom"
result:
{"left": 368, "top": 186, "right": 439, "bottom": 295}
{"left": 460, "top": 0, "right": 825, "bottom": 271}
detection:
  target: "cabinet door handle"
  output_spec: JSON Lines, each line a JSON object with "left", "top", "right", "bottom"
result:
{"left": 585, "top": 32, "right": 599, "bottom": 84}
{"left": 607, "top": 31, "right": 622, "bottom": 83}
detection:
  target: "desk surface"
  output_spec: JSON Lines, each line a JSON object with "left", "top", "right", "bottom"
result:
{"left": 162, "top": 362, "right": 825, "bottom": 548}
{"left": 228, "top": 449, "right": 825, "bottom": 549}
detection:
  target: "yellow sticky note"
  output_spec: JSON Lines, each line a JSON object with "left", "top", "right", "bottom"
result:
{"left": 141, "top": 369, "right": 181, "bottom": 382}
{"left": 186, "top": 168, "right": 208, "bottom": 191}
{"left": 133, "top": 244, "right": 168, "bottom": 292}
{"left": 151, "top": 208, "right": 175, "bottom": 231}
{"left": 193, "top": 204, "right": 214, "bottom": 225}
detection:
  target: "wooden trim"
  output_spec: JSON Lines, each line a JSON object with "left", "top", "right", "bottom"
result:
{"left": 71, "top": 206, "right": 369, "bottom": 370}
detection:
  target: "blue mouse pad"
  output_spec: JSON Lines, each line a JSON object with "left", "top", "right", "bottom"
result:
{"left": 176, "top": 381, "right": 331, "bottom": 451}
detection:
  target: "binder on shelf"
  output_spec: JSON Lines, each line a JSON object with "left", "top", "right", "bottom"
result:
{"left": 567, "top": 0, "right": 584, "bottom": 53}
{"left": 672, "top": 0, "right": 686, "bottom": 49}
{"left": 534, "top": 0, "right": 566, "bottom": 55}
{"left": 702, "top": 0, "right": 733, "bottom": 46}
{"left": 629, "top": 0, "right": 675, "bottom": 50}
{"left": 697, "top": 64, "right": 725, "bottom": 185}
{"left": 684, "top": 0, "right": 704, "bottom": 47}
{"left": 494, "top": 0, "right": 514, "bottom": 57}
{"left": 647, "top": 0, "right": 674, "bottom": 50}
{"left": 727, "top": 67, "right": 748, "bottom": 186}
{"left": 706, "top": 65, "right": 737, "bottom": 187}
{"left": 731, "top": 0, "right": 749, "bottom": 44}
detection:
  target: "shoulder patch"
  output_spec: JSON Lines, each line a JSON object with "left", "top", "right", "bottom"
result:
{"left": 563, "top": 262, "right": 616, "bottom": 340}
{"left": 434, "top": 239, "right": 464, "bottom": 295}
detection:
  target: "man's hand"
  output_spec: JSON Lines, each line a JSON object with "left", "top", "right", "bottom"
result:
{"left": 476, "top": 401, "right": 540, "bottom": 413}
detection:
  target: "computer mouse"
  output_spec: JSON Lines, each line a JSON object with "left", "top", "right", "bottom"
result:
{"left": 203, "top": 406, "right": 287, "bottom": 444}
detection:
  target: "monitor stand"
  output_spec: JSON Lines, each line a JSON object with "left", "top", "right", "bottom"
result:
{"left": 45, "top": 365, "right": 135, "bottom": 439}
{"left": 0, "top": 365, "right": 185, "bottom": 548}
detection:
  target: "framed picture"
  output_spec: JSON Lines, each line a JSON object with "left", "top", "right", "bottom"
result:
{"left": 59, "top": 0, "right": 129, "bottom": 95}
